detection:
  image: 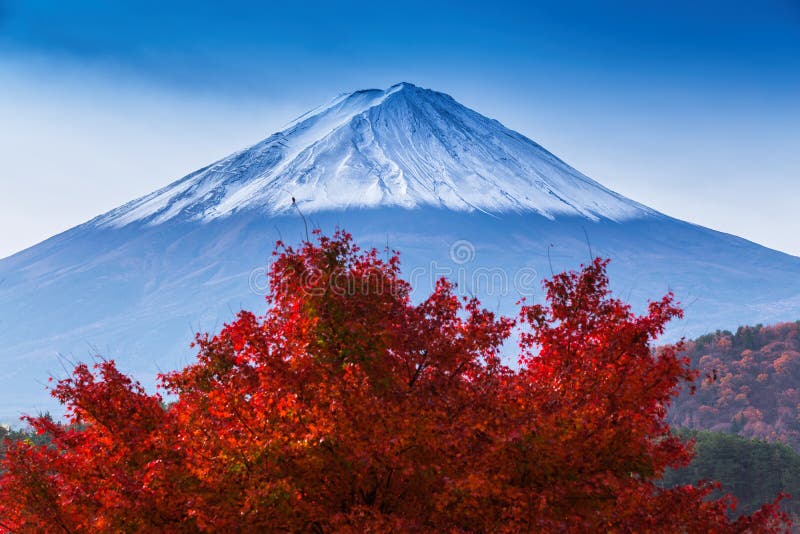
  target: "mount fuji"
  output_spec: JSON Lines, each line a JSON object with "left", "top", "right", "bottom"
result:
{"left": 2, "top": 82, "right": 799, "bottom": 421}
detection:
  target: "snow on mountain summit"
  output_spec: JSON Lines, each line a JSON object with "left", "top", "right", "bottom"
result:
{"left": 5, "top": 83, "right": 800, "bottom": 422}
{"left": 97, "top": 82, "right": 654, "bottom": 227}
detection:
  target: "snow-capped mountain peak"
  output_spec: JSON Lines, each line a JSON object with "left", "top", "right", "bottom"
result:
{"left": 4, "top": 82, "right": 800, "bottom": 423}
{"left": 97, "top": 83, "right": 653, "bottom": 228}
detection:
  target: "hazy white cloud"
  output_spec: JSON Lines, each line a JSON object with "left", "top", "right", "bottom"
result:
{"left": 450, "top": 82, "right": 800, "bottom": 257}
{"left": 0, "top": 58, "right": 305, "bottom": 258}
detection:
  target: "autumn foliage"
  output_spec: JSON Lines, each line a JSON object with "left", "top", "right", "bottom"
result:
{"left": 0, "top": 231, "right": 790, "bottom": 532}
{"left": 669, "top": 321, "right": 800, "bottom": 450}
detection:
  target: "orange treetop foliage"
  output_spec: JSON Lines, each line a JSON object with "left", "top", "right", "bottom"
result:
{"left": 0, "top": 231, "right": 789, "bottom": 532}
{"left": 669, "top": 321, "right": 800, "bottom": 450}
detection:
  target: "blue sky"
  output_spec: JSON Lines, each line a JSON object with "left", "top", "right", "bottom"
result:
{"left": 1, "top": 0, "right": 799, "bottom": 256}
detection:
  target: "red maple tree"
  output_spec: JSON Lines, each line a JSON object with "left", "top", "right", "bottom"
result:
{"left": 0, "top": 231, "right": 789, "bottom": 532}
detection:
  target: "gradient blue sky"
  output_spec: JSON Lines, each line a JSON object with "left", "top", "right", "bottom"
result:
{"left": 1, "top": 0, "right": 799, "bottom": 256}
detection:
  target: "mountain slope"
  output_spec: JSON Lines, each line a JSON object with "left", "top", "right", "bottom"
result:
{"left": 96, "top": 83, "right": 651, "bottom": 227}
{"left": 1, "top": 83, "right": 798, "bottom": 422}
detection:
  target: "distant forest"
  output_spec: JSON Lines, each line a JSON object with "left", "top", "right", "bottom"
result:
{"left": 664, "top": 429, "right": 800, "bottom": 519}
{"left": 668, "top": 321, "right": 800, "bottom": 451}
